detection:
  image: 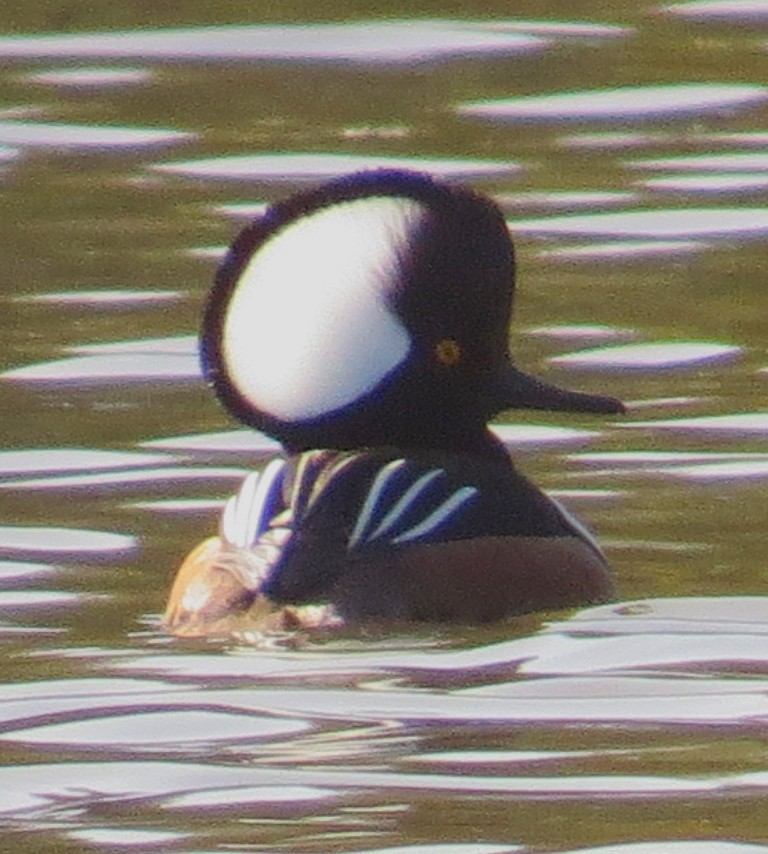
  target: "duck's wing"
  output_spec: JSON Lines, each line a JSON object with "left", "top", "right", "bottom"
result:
{"left": 219, "top": 458, "right": 287, "bottom": 550}
{"left": 166, "top": 450, "right": 614, "bottom": 631}
{"left": 345, "top": 457, "right": 479, "bottom": 547}
{"left": 260, "top": 450, "right": 615, "bottom": 621}
{"left": 259, "top": 452, "right": 489, "bottom": 604}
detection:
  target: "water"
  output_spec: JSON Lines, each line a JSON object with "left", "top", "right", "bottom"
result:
{"left": 2, "top": 1, "right": 768, "bottom": 851}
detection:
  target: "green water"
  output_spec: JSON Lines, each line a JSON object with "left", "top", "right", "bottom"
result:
{"left": 2, "top": 1, "right": 768, "bottom": 852}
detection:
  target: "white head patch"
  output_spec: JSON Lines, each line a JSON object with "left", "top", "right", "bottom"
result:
{"left": 222, "top": 195, "right": 423, "bottom": 421}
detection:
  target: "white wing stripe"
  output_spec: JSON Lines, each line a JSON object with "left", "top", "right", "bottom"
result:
{"left": 241, "top": 471, "right": 267, "bottom": 547}
{"left": 220, "top": 471, "right": 260, "bottom": 547}
{"left": 391, "top": 486, "right": 478, "bottom": 544}
{"left": 366, "top": 468, "right": 444, "bottom": 543}
{"left": 247, "top": 458, "right": 286, "bottom": 542}
{"left": 348, "top": 459, "right": 407, "bottom": 548}
{"left": 220, "top": 459, "right": 285, "bottom": 548}
{"left": 220, "top": 492, "right": 240, "bottom": 546}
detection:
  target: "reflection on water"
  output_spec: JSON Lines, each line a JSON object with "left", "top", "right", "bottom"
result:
{"left": 497, "top": 190, "right": 639, "bottom": 210}
{"left": 458, "top": 83, "right": 768, "bottom": 122}
{"left": 152, "top": 151, "right": 521, "bottom": 182}
{"left": 637, "top": 173, "right": 768, "bottom": 194}
{"left": 3, "top": 597, "right": 768, "bottom": 847}
{"left": 0, "top": 447, "right": 173, "bottom": 476}
{"left": 578, "top": 846, "right": 768, "bottom": 854}
{"left": 214, "top": 200, "right": 269, "bottom": 219}
{"left": 513, "top": 207, "right": 768, "bottom": 238}
{"left": 69, "top": 829, "right": 189, "bottom": 848}
{"left": 539, "top": 238, "right": 709, "bottom": 262}
{"left": 141, "top": 428, "right": 281, "bottom": 454}
{"left": 5, "top": 707, "right": 311, "bottom": 746}
{"left": 22, "top": 66, "right": 153, "bottom": 88}
{"left": 2, "top": 352, "right": 200, "bottom": 384}
{"left": 1, "top": 465, "right": 248, "bottom": 492}
{"left": 664, "top": 1, "right": 768, "bottom": 22}
{"left": 0, "top": 20, "right": 570, "bottom": 63}
{"left": 626, "top": 413, "right": 768, "bottom": 435}
{"left": 0, "top": 144, "right": 21, "bottom": 164}
{"left": 0, "top": 118, "right": 193, "bottom": 150}
{"left": 0, "top": 589, "right": 82, "bottom": 609}
{"left": 3, "top": 334, "right": 199, "bottom": 384}
{"left": 549, "top": 341, "right": 741, "bottom": 370}
{"left": 660, "top": 459, "right": 768, "bottom": 481}
{"left": 0, "top": 559, "right": 57, "bottom": 582}
{"left": 631, "top": 151, "right": 768, "bottom": 171}
{"left": 0, "top": 525, "right": 137, "bottom": 557}
{"left": 2, "top": 2, "right": 768, "bottom": 852}
{"left": 527, "top": 323, "right": 636, "bottom": 340}
{"left": 17, "top": 288, "right": 183, "bottom": 306}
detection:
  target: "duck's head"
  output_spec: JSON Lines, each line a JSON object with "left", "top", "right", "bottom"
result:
{"left": 202, "top": 169, "right": 624, "bottom": 453}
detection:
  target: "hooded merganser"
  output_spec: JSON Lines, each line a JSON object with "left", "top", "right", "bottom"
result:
{"left": 164, "top": 169, "right": 624, "bottom": 637}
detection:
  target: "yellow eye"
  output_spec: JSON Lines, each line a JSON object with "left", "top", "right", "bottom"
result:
{"left": 434, "top": 338, "right": 462, "bottom": 366}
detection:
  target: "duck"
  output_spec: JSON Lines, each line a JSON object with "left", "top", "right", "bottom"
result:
{"left": 164, "top": 168, "right": 624, "bottom": 637}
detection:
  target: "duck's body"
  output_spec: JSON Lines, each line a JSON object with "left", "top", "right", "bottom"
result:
{"left": 165, "top": 443, "right": 615, "bottom": 634}
{"left": 164, "top": 169, "right": 623, "bottom": 637}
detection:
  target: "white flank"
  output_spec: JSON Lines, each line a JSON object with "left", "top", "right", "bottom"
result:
{"left": 223, "top": 196, "right": 421, "bottom": 420}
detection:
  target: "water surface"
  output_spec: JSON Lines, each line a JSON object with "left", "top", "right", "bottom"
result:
{"left": 2, "top": 2, "right": 768, "bottom": 853}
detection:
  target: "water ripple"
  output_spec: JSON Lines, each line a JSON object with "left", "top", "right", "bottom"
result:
{"left": 17, "top": 289, "right": 183, "bottom": 307}
{"left": 540, "top": 239, "right": 709, "bottom": 262}
{"left": 0, "top": 21, "right": 550, "bottom": 64}
{"left": 549, "top": 341, "right": 740, "bottom": 370}
{"left": 140, "top": 429, "right": 280, "bottom": 455}
{"left": 566, "top": 843, "right": 768, "bottom": 854}
{"left": 152, "top": 152, "right": 521, "bottom": 183}
{"left": 2, "top": 352, "right": 200, "bottom": 384}
{"left": 1, "top": 465, "right": 247, "bottom": 493}
{"left": 0, "top": 119, "right": 193, "bottom": 151}
{"left": 0, "top": 448, "right": 174, "bottom": 478}
{"left": 459, "top": 83, "right": 768, "bottom": 123}
{"left": 663, "top": 1, "right": 768, "bottom": 22}
{"left": 623, "top": 412, "right": 768, "bottom": 435}
{"left": 639, "top": 173, "right": 768, "bottom": 194}
{"left": 22, "top": 66, "right": 153, "bottom": 88}
{"left": 0, "top": 525, "right": 137, "bottom": 559}
{"left": 630, "top": 152, "right": 768, "bottom": 172}
{"left": 3, "top": 758, "right": 768, "bottom": 814}
{"left": 3, "top": 708, "right": 310, "bottom": 747}
{"left": 513, "top": 208, "right": 768, "bottom": 238}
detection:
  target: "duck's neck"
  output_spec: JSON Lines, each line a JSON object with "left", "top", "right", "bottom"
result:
{"left": 285, "top": 424, "right": 510, "bottom": 466}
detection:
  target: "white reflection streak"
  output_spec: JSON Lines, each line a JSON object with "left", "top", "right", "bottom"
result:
{"left": 513, "top": 208, "right": 768, "bottom": 238}
{"left": 0, "top": 119, "right": 192, "bottom": 149}
{"left": 459, "top": 83, "right": 768, "bottom": 121}
{"left": 549, "top": 341, "right": 740, "bottom": 370}
{"left": 0, "top": 21, "right": 548, "bottom": 63}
